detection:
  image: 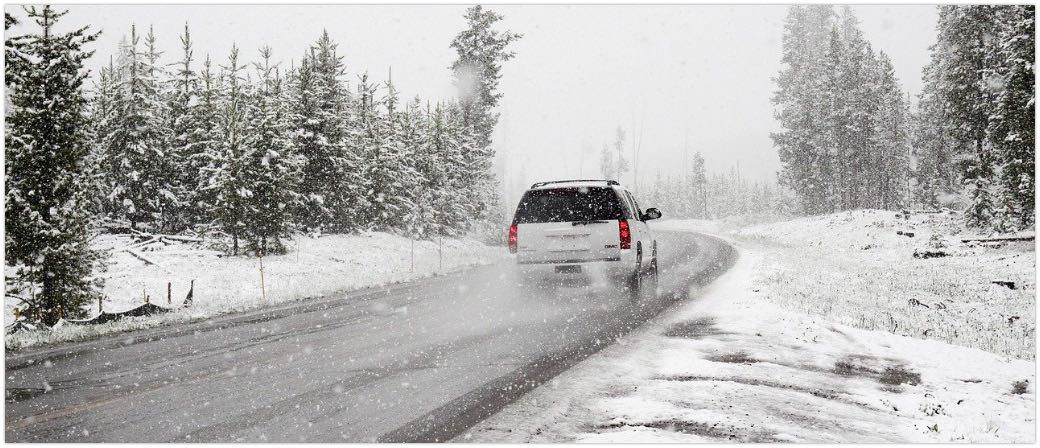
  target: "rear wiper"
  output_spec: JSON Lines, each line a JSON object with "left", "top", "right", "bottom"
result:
{"left": 572, "top": 220, "right": 609, "bottom": 226}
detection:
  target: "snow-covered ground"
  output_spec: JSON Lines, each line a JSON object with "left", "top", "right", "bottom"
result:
{"left": 729, "top": 210, "right": 1034, "bottom": 360}
{"left": 5, "top": 231, "right": 507, "bottom": 350}
{"left": 462, "top": 211, "right": 1035, "bottom": 443}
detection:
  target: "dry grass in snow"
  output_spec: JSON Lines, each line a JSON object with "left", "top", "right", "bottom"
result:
{"left": 720, "top": 210, "right": 1034, "bottom": 360}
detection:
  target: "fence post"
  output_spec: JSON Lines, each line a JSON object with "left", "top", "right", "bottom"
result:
{"left": 98, "top": 296, "right": 103, "bottom": 313}
{"left": 144, "top": 287, "right": 149, "bottom": 304}
{"left": 167, "top": 282, "right": 172, "bottom": 305}
{"left": 259, "top": 251, "right": 267, "bottom": 302}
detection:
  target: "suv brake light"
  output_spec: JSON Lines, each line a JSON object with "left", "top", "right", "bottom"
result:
{"left": 619, "top": 219, "right": 631, "bottom": 249}
{"left": 508, "top": 223, "right": 518, "bottom": 253}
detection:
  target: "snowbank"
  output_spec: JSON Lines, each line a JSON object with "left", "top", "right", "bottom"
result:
{"left": 6, "top": 231, "right": 507, "bottom": 350}
{"left": 463, "top": 243, "right": 1035, "bottom": 443}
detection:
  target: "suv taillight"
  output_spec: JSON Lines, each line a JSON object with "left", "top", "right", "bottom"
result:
{"left": 508, "top": 224, "right": 518, "bottom": 253}
{"left": 619, "top": 219, "right": 631, "bottom": 249}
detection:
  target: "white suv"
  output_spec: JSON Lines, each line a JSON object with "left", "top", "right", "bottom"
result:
{"left": 508, "top": 180, "right": 662, "bottom": 301}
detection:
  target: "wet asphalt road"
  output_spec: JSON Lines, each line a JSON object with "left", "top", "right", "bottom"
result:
{"left": 5, "top": 230, "right": 736, "bottom": 442}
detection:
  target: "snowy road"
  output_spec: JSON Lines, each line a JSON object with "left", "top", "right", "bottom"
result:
{"left": 5, "top": 231, "right": 735, "bottom": 442}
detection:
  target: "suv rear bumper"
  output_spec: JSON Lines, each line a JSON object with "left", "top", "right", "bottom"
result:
{"left": 517, "top": 256, "right": 620, "bottom": 265}
{"left": 514, "top": 250, "right": 638, "bottom": 280}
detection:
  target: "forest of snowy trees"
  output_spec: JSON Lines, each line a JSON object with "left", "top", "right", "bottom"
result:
{"left": 773, "top": 5, "right": 1034, "bottom": 231}
{"left": 4, "top": 5, "right": 520, "bottom": 322}
{"left": 772, "top": 6, "right": 912, "bottom": 216}
{"left": 90, "top": 9, "right": 519, "bottom": 253}
{"left": 597, "top": 128, "right": 786, "bottom": 220}
{"left": 642, "top": 155, "right": 790, "bottom": 221}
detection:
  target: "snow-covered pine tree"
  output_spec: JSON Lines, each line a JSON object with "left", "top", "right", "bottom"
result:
{"left": 210, "top": 45, "right": 250, "bottom": 254}
{"left": 691, "top": 152, "right": 708, "bottom": 218}
{"left": 837, "top": 8, "right": 881, "bottom": 210}
{"left": 395, "top": 97, "right": 429, "bottom": 237}
{"left": 188, "top": 55, "right": 222, "bottom": 227}
{"left": 348, "top": 71, "right": 381, "bottom": 229}
{"left": 772, "top": 5, "right": 836, "bottom": 214}
{"left": 364, "top": 76, "right": 419, "bottom": 232}
{"left": 450, "top": 6, "right": 521, "bottom": 231}
{"left": 166, "top": 23, "right": 200, "bottom": 230}
{"left": 5, "top": 6, "right": 104, "bottom": 324}
{"left": 988, "top": 5, "right": 1035, "bottom": 229}
{"left": 103, "top": 24, "right": 175, "bottom": 231}
{"left": 450, "top": 5, "right": 521, "bottom": 150}
{"left": 240, "top": 47, "right": 303, "bottom": 255}
{"left": 819, "top": 25, "right": 846, "bottom": 212}
{"left": 912, "top": 54, "right": 959, "bottom": 209}
{"left": 934, "top": 6, "right": 1001, "bottom": 228}
{"left": 599, "top": 143, "right": 615, "bottom": 179}
{"left": 408, "top": 102, "right": 442, "bottom": 237}
{"left": 426, "top": 102, "right": 469, "bottom": 236}
{"left": 143, "top": 25, "right": 181, "bottom": 230}
{"left": 87, "top": 58, "right": 119, "bottom": 216}
{"left": 612, "top": 126, "right": 630, "bottom": 182}
{"left": 290, "top": 31, "right": 356, "bottom": 233}
{"left": 870, "top": 52, "right": 911, "bottom": 210}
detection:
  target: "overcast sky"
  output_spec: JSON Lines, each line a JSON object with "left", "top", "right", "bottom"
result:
{"left": 7, "top": 4, "right": 938, "bottom": 204}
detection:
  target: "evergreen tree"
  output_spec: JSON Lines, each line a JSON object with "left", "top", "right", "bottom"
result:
{"left": 691, "top": 152, "right": 708, "bottom": 218}
{"left": 102, "top": 24, "right": 175, "bottom": 230}
{"left": 432, "top": 102, "right": 472, "bottom": 236}
{"left": 210, "top": 45, "right": 250, "bottom": 254}
{"left": 400, "top": 98, "right": 435, "bottom": 237}
{"left": 612, "top": 126, "right": 630, "bottom": 181}
{"left": 935, "top": 6, "right": 1001, "bottom": 227}
{"left": 87, "top": 59, "right": 118, "bottom": 215}
{"left": 989, "top": 6, "right": 1035, "bottom": 228}
{"left": 870, "top": 53, "right": 911, "bottom": 209}
{"left": 240, "top": 47, "right": 302, "bottom": 255}
{"left": 450, "top": 5, "right": 521, "bottom": 149}
{"left": 166, "top": 23, "right": 199, "bottom": 230}
{"left": 912, "top": 57, "right": 959, "bottom": 209}
{"left": 5, "top": 6, "right": 104, "bottom": 324}
{"left": 365, "top": 77, "right": 419, "bottom": 231}
{"left": 772, "top": 5, "right": 836, "bottom": 214}
{"left": 449, "top": 6, "right": 521, "bottom": 225}
{"left": 599, "top": 143, "right": 615, "bottom": 179}
{"left": 189, "top": 55, "right": 221, "bottom": 227}
{"left": 291, "top": 31, "right": 357, "bottom": 232}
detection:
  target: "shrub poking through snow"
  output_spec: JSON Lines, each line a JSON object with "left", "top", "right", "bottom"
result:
{"left": 1010, "top": 380, "right": 1029, "bottom": 395}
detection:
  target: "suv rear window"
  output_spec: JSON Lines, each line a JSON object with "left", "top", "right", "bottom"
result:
{"left": 513, "top": 187, "right": 626, "bottom": 224}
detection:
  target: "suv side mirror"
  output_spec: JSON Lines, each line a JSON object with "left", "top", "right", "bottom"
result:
{"left": 642, "top": 208, "right": 662, "bottom": 221}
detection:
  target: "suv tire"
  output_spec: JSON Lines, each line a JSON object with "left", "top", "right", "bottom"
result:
{"left": 628, "top": 244, "right": 644, "bottom": 303}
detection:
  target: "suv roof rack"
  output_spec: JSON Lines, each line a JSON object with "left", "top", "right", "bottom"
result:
{"left": 530, "top": 179, "right": 620, "bottom": 189}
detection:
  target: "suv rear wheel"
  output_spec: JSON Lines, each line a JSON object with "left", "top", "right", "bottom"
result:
{"left": 628, "top": 243, "right": 659, "bottom": 304}
{"left": 628, "top": 244, "right": 644, "bottom": 303}
{"left": 647, "top": 242, "right": 659, "bottom": 298}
